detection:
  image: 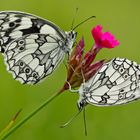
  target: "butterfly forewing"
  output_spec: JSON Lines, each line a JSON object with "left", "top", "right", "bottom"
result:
{"left": 0, "top": 11, "right": 66, "bottom": 52}
{"left": 79, "top": 58, "right": 140, "bottom": 107}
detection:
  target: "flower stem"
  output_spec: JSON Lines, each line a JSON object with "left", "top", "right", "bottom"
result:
{"left": 0, "top": 89, "right": 64, "bottom": 140}
{"left": 0, "top": 109, "right": 22, "bottom": 138}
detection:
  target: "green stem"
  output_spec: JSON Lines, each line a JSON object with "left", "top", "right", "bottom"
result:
{"left": 0, "top": 90, "right": 63, "bottom": 140}
{"left": 0, "top": 109, "right": 22, "bottom": 138}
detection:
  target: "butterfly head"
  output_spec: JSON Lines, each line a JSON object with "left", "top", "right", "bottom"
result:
{"left": 77, "top": 99, "right": 86, "bottom": 111}
{"left": 77, "top": 84, "right": 88, "bottom": 110}
{"left": 65, "top": 31, "right": 77, "bottom": 50}
{"left": 67, "top": 30, "right": 77, "bottom": 40}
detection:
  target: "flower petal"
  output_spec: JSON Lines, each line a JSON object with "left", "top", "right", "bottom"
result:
{"left": 91, "top": 25, "right": 120, "bottom": 49}
{"left": 91, "top": 25, "right": 103, "bottom": 45}
{"left": 83, "top": 47, "right": 99, "bottom": 68}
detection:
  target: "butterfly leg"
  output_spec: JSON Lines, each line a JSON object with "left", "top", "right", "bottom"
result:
{"left": 66, "top": 81, "right": 79, "bottom": 93}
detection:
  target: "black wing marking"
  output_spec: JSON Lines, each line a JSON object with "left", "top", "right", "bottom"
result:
{"left": 0, "top": 11, "right": 66, "bottom": 53}
{"left": 4, "top": 33, "right": 65, "bottom": 84}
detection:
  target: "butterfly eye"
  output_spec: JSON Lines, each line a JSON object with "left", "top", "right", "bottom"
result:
{"left": 119, "top": 67, "right": 125, "bottom": 74}
{"left": 72, "top": 33, "right": 75, "bottom": 38}
{"left": 32, "top": 72, "right": 39, "bottom": 79}
{"left": 67, "top": 32, "right": 73, "bottom": 38}
{"left": 68, "top": 32, "right": 71, "bottom": 36}
{"left": 24, "top": 67, "right": 32, "bottom": 75}
{"left": 77, "top": 101, "right": 85, "bottom": 110}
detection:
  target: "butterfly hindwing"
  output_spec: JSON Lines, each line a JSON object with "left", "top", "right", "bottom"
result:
{"left": 4, "top": 33, "right": 65, "bottom": 84}
{"left": 80, "top": 58, "right": 140, "bottom": 106}
{"left": 0, "top": 11, "right": 66, "bottom": 52}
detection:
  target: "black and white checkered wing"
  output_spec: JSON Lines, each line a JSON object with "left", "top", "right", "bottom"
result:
{"left": 0, "top": 11, "right": 66, "bottom": 53}
{"left": 79, "top": 58, "right": 140, "bottom": 107}
{"left": 4, "top": 33, "right": 65, "bottom": 84}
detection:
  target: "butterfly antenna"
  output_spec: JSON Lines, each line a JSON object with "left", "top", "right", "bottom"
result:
{"left": 72, "top": 16, "right": 96, "bottom": 31}
{"left": 83, "top": 107, "right": 88, "bottom": 136}
{"left": 71, "top": 7, "right": 79, "bottom": 30}
{"left": 60, "top": 110, "right": 82, "bottom": 128}
{"left": 66, "top": 81, "right": 79, "bottom": 93}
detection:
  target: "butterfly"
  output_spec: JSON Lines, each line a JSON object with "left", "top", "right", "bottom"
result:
{"left": 0, "top": 11, "right": 77, "bottom": 84}
{"left": 61, "top": 58, "right": 140, "bottom": 132}
{"left": 77, "top": 57, "right": 140, "bottom": 110}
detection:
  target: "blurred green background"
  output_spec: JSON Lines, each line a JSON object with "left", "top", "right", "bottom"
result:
{"left": 0, "top": 0, "right": 140, "bottom": 140}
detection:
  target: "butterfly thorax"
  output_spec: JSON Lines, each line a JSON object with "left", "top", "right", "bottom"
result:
{"left": 77, "top": 84, "right": 89, "bottom": 110}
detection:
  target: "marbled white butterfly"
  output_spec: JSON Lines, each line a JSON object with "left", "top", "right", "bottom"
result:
{"left": 0, "top": 11, "right": 78, "bottom": 84}
{"left": 77, "top": 58, "right": 140, "bottom": 110}
{"left": 61, "top": 58, "right": 139, "bottom": 133}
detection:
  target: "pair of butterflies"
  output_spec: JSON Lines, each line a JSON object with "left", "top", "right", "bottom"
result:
{"left": 0, "top": 11, "right": 140, "bottom": 109}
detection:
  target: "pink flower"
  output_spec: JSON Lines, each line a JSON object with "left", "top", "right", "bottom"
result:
{"left": 92, "top": 25, "right": 120, "bottom": 49}
{"left": 60, "top": 25, "right": 120, "bottom": 93}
